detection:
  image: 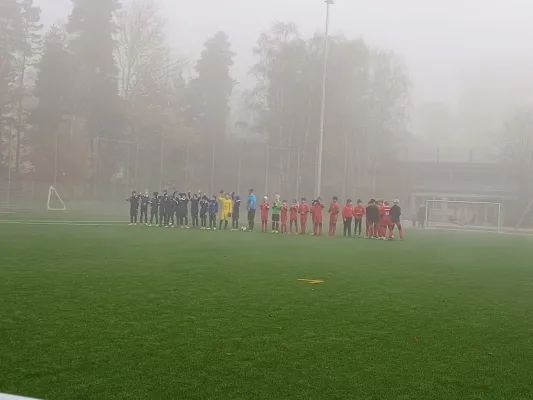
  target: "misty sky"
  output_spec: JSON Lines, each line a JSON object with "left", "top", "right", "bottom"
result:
{"left": 36, "top": 0, "right": 533, "bottom": 107}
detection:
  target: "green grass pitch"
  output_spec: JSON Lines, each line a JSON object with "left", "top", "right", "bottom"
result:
{"left": 1, "top": 221, "right": 533, "bottom": 399}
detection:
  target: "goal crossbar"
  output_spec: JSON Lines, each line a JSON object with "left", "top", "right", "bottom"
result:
{"left": 425, "top": 199, "right": 502, "bottom": 233}
{"left": 425, "top": 200, "right": 502, "bottom": 206}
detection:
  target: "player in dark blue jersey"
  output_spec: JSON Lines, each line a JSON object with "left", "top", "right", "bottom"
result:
{"left": 158, "top": 190, "right": 167, "bottom": 227}
{"left": 127, "top": 191, "right": 140, "bottom": 225}
{"left": 190, "top": 192, "right": 200, "bottom": 228}
{"left": 149, "top": 192, "right": 159, "bottom": 226}
{"left": 199, "top": 195, "right": 209, "bottom": 229}
{"left": 140, "top": 190, "right": 150, "bottom": 225}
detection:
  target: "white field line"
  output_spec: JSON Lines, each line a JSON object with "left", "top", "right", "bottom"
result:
{"left": 0, "top": 220, "right": 125, "bottom": 224}
{"left": 0, "top": 221, "right": 129, "bottom": 226}
{"left": 424, "top": 227, "right": 533, "bottom": 237}
{"left": 0, "top": 394, "right": 41, "bottom": 400}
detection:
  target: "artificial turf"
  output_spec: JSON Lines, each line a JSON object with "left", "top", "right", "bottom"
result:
{"left": 1, "top": 223, "right": 533, "bottom": 400}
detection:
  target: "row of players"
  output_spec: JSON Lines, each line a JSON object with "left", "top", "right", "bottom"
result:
{"left": 127, "top": 189, "right": 404, "bottom": 239}
{"left": 127, "top": 190, "right": 244, "bottom": 231}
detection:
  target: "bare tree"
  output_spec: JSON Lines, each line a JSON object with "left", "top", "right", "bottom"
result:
{"left": 117, "top": 0, "right": 172, "bottom": 104}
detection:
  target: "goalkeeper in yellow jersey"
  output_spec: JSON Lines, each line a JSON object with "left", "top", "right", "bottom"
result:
{"left": 218, "top": 190, "right": 233, "bottom": 230}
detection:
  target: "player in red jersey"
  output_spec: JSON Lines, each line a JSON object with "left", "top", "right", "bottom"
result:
{"left": 381, "top": 201, "right": 392, "bottom": 240}
{"left": 312, "top": 197, "right": 325, "bottom": 235}
{"left": 377, "top": 200, "right": 386, "bottom": 238}
{"left": 298, "top": 198, "right": 310, "bottom": 235}
{"left": 310, "top": 200, "right": 317, "bottom": 229}
{"left": 342, "top": 199, "right": 354, "bottom": 236}
{"left": 289, "top": 199, "right": 299, "bottom": 234}
{"left": 389, "top": 199, "right": 404, "bottom": 240}
{"left": 260, "top": 196, "right": 270, "bottom": 232}
{"left": 328, "top": 196, "right": 340, "bottom": 236}
{"left": 353, "top": 199, "right": 365, "bottom": 237}
{"left": 280, "top": 200, "right": 289, "bottom": 234}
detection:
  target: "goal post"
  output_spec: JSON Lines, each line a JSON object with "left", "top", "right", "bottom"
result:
{"left": 47, "top": 186, "right": 67, "bottom": 211}
{"left": 425, "top": 200, "right": 502, "bottom": 233}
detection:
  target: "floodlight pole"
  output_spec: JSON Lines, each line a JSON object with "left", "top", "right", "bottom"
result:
{"left": 134, "top": 138, "right": 139, "bottom": 188}
{"left": 296, "top": 147, "right": 301, "bottom": 201}
{"left": 7, "top": 123, "right": 13, "bottom": 209}
{"left": 53, "top": 130, "right": 58, "bottom": 187}
{"left": 316, "top": 0, "right": 333, "bottom": 199}
{"left": 159, "top": 134, "right": 164, "bottom": 191}
{"left": 237, "top": 141, "right": 244, "bottom": 195}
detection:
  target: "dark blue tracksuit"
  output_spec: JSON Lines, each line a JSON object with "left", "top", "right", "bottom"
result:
{"left": 208, "top": 199, "right": 218, "bottom": 229}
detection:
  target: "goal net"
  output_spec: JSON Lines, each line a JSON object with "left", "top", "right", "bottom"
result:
{"left": 47, "top": 186, "right": 66, "bottom": 211}
{"left": 425, "top": 200, "right": 502, "bottom": 233}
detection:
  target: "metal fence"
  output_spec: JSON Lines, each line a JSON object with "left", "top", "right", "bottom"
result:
{"left": 0, "top": 140, "right": 531, "bottom": 223}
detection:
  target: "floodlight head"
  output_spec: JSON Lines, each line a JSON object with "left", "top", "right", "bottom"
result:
{"left": 325, "top": 0, "right": 335, "bottom": 4}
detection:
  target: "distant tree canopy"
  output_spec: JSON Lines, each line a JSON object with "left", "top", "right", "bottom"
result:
{"left": 1, "top": 1, "right": 426, "bottom": 199}
{"left": 242, "top": 22, "right": 411, "bottom": 197}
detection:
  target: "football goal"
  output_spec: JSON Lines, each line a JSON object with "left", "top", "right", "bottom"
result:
{"left": 425, "top": 200, "right": 502, "bottom": 233}
{"left": 47, "top": 186, "right": 66, "bottom": 211}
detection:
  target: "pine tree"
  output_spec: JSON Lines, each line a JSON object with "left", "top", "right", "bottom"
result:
{"left": 30, "top": 25, "right": 73, "bottom": 180}
{"left": 190, "top": 31, "right": 235, "bottom": 138}
{"left": 0, "top": 0, "right": 23, "bottom": 118}
{"left": 67, "top": 0, "right": 121, "bottom": 139}
{"left": 188, "top": 31, "right": 235, "bottom": 192}
{"left": 0, "top": 0, "right": 40, "bottom": 173}
{"left": 14, "top": 0, "right": 42, "bottom": 173}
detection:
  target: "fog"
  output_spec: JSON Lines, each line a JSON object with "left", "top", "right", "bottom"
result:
{"left": 1, "top": 0, "right": 532, "bottom": 229}
{"left": 37, "top": 0, "right": 533, "bottom": 105}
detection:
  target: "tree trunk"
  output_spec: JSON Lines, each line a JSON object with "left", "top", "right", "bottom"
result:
{"left": 15, "top": 61, "right": 25, "bottom": 174}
